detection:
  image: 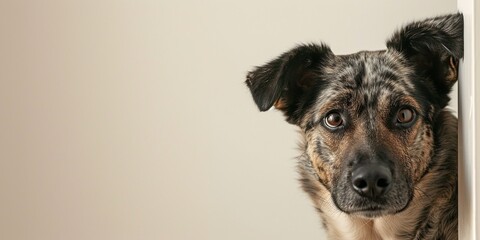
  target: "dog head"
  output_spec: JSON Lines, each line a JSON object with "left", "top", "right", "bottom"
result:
{"left": 245, "top": 14, "right": 463, "bottom": 218}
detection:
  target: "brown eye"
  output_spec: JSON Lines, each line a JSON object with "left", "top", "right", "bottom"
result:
{"left": 325, "top": 112, "right": 343, "bottom": 129}
{"left": 397, "top": 108, "right": 415, "bottom": 124}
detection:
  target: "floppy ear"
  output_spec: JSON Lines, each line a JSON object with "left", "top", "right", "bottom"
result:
{"left": 245, "top": 44, "right": 333, "bottom": 123}
{"left": 386, "top": 13, "right": 463, "bottom": 107}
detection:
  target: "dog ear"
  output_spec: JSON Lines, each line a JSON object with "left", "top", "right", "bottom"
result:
{"left": 386, "top": 13, "right": 463, "bottom": 107}
{"left": 245, "top": 44, "right": 333, "bottom": 123}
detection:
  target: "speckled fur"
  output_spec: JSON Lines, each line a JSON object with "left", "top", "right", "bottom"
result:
{"left": 245, "top": 13, "right": 462, "bottom": 239}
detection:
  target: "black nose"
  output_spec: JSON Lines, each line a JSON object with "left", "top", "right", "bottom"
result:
{"left": 351, "top": 164, "right": 392, "bottom": 199}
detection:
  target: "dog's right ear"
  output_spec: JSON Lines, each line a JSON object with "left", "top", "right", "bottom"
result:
{"left": 245, "top": 44, "right": 333, "bottom": 123}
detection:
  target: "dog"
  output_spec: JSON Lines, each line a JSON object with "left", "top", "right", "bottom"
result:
{"left": 245, "top": 13, "right": 463, "bottom": 239}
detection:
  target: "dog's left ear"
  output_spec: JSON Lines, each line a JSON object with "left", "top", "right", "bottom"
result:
{"left": 245, "top": 44, "right": 333, "bottom": 124}
{"left": 386, "top": 13, "right": 463, "bottom": 107}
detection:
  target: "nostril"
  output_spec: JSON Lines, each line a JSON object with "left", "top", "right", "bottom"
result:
{"left": 377, "top": 178, "right": 390, "bottom": 188}
{"left": 353, "top": 178, "right": 368, "bottom": 189}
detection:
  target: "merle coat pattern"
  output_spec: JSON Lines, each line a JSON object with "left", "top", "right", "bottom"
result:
{"left": 245, "top": 14, "right": 463, "bottom": 240}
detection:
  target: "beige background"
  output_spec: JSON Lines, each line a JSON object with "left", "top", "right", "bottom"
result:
{"left": 0, "top": 1, "right": 457, "bottom": 239}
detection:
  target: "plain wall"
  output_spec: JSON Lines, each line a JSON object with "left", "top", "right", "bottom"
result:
{"left": 458, "top": 0, "right": 477, "bottom": 238}
{"left": 0, "top": 1, "right": 457, "bottom": 239}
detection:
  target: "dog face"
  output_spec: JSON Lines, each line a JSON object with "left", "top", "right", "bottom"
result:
{"left": 246, "top": 14, "right": 462, "bottom": 219}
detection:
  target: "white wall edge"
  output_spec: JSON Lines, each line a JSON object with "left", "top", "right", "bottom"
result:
{"left": 458, "top": 0, "right": 476, "bottom": 239}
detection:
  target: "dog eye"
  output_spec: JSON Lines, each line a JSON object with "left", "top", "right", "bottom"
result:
{"left": 325, "top": 112, "right": 343, "bottom": 129}
{"left": 396, "top": 108, "right": 415, "bottom": 124}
